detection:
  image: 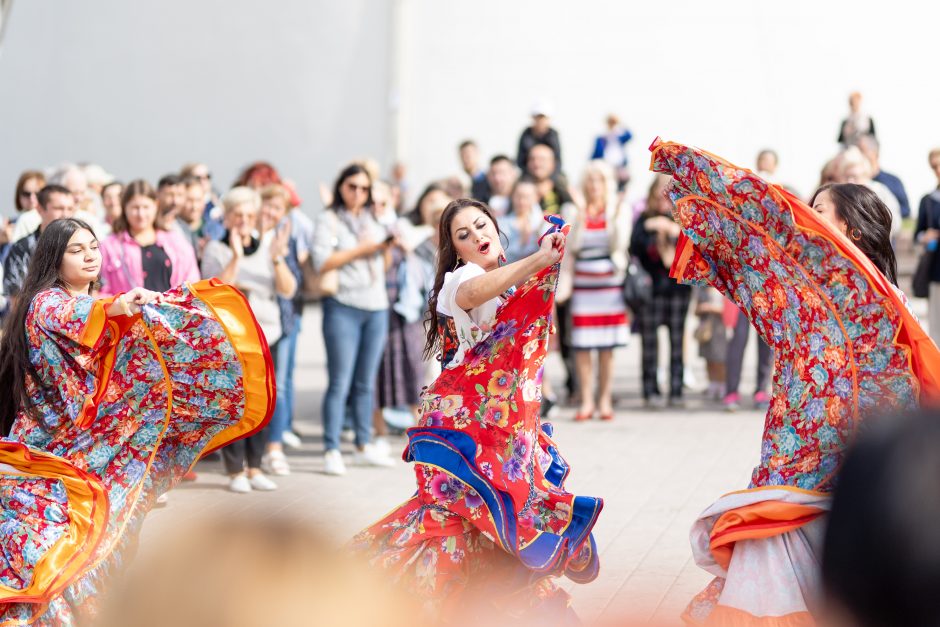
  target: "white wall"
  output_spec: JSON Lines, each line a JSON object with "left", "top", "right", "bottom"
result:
{"left": 400, "top": 0, "right": 940, "bottom": 211}
{"left": 1, "top": 0, "right": 939, "bottom": 218}
{"left": 0, "top": 0, "right": 392, "bottom": 214}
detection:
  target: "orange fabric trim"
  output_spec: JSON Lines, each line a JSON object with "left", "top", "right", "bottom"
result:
{"left": 76, "top": 299, "right": 139, "bottom": 430}
{"left": 708, "top": 501, "right": 826, "bottom": 570}
{"left": 670, "top": 231, "right": 697, "bottom": 281}
{"left": 188, "top": 279, "right": 275, "bottom": 456}
{"left": 689, "top": 604, "right": 816, "bottom": 626}
{"left": 78, "top": 298, "right": 109, "bottom": 349}
{"left": 0, "top": 442, "right": 108, "bottom": 605}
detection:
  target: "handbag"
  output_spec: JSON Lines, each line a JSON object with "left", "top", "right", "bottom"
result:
{"left": 913, "top": 246, "right": 934, "bottom": 299}
{"left": 694, "top": 316, "right": 715, "bottom": 343}
{"left": 302, "top": 211, "right": 339, "bottom": 301}
{"left": 622, "top": 257, "right": 653, "bottom": 315}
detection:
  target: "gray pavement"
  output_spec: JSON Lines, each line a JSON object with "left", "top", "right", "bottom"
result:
{"left": 143, "top": 305, "right": 773, "bottom": 625}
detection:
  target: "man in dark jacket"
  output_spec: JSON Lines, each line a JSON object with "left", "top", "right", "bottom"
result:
{"left": 517, "top": 102, "right": 562, "bottom": 176}
{"left": 857, "top": 135, "right": 911, "bottom": 219}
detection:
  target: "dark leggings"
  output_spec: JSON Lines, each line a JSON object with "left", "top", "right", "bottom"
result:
{"left": 725, "top": 312, "right": 773, "bottom": 395}
{"left": 638, "top": 291, "right": 692, "bottom": 399}
{"left": 222, "top": 429, "right": 266, "bottom": 474}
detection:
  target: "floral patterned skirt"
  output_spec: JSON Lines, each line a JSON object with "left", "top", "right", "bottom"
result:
{"left": 0, "top": 279, "right": 274, "bottom": 626}
{"left": 353, "top": 261, "right": 603, "bottom": 620}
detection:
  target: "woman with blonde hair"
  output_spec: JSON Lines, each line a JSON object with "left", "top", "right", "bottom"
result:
{"left": 201, "top": 186, "right": 296, "bottom": 492}
{"left": 834, "top": 146, "right": 901, "bottom": 238}
{"left": 563, "top": 160, "right": 630, "bottom": 421}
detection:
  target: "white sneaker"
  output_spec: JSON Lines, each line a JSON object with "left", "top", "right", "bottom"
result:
{"left": 249, "top": 472, "right": 278, "bottom": 491}
{"left": 324, "top": 449, "right": 347, "bottom": 476}
{"left": 373, "top": 437, "right": 392, "bottom": 457}
{"left": 353, "top": 442, "right": 395, "bottom": 468}
{"left": 281, "top": 431, "right": 302, "bottom": 449}
{"left": 262, "top": 450, "right": 291, "bottom": 476}
{"left": 155, "top": 493, "right": 169, "bottom": 505}
{"left": 228, "top": 474, "right": 251, "bottom": 494}
{"left": 382, "top": 407, "right": 415, "bottom": 431}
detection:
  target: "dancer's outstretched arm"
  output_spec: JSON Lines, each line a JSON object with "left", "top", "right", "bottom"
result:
{"left": 455, "top": 232, "right": 565, "bottom": 311}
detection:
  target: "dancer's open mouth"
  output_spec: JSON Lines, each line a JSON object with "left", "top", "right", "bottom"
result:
{"left": 478, "top": 242, "right": 490, "bottom": 254}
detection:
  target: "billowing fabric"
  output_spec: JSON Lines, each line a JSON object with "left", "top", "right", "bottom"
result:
{"left": 0, "top": 278, "right": 273, "bottom": 626}
{"left": 649, "top": 139, "right": 940, "bottom": 625}
{"left": 353, "top": 219, "right": 602, "bottom": 619}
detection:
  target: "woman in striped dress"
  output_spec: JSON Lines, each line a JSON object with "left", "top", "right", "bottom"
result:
{"left": 564, "top": 161, "right": 630, "bottom": 421}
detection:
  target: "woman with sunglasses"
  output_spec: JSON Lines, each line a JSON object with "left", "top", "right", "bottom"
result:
{"left": 3, "top": 171, "right": 46, "bottom": 248}
{"left": 312, "top": 164, "right": 397, "bottom": 475}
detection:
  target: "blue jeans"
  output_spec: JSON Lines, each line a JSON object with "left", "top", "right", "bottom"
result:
{"left": 268, "top": 323, "right": 300, "bottom": 444}
{"left": 321, "top": 298, "right": 388, "bottom": 451}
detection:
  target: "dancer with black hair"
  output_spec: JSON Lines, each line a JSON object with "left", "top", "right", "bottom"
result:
{"left": 354, "top": 200, "right": 602, "bottom": 622}
{"left": 0, "top": 218, "right": 273, "bottom": 625}
{"left": 649, "top": 139, "right": 940, "bottom": 626}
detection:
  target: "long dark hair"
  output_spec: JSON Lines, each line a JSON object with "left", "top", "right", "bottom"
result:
{"left": 0, "top": 218, "right": 98, "bottom": 434}
{"left": 329, "top": 164, "right": 373, "bottom": 211}
{"left": 811, "top": 183, "right": 898, "bottom": 285}
{"left": 423, "top": 198, "right": 501, "bottom": 360}
{"left": 407, "top": 182, "right": 449, "bottom": 226}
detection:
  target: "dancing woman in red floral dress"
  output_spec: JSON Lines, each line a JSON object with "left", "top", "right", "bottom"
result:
{"left": 353, "top": 199, "right": 603, "bottom": 621}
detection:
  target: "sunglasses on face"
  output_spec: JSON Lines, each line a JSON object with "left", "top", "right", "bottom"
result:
{"left": 198, "top": 173, "right": 212, "bottom": 181}
{"left": 19, "top": 190, "right": 38, "bottom": 198}
{"left": 345, "top": 183, "right": 370, "bottom": 194}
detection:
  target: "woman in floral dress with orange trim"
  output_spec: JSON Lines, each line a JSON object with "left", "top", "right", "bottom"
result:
{"left": 649, "top": 140, "right": 940, "bottom": 626}
{"left": 0, "top": 218, "right": 273, "bottom": 626}
{"left": 353, "top": 199, "right": 603, "bottom": 621}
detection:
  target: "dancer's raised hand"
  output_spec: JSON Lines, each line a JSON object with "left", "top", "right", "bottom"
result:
{"left": 538, "top": 231, "right": 566, "bottom": 267}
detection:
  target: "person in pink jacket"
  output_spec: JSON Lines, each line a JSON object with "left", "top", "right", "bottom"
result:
{"left": 99, "top": 179, "right": 200, "bottom": 297}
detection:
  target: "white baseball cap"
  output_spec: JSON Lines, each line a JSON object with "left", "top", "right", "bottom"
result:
{"left": 531, "top": 100, "right": 554, "bottom": 118}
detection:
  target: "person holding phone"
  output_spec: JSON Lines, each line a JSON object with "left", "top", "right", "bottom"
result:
{"left": 312, "top": 164, "right": 397, "bottom": 476}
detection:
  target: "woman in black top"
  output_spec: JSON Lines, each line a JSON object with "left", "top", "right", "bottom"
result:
{"left": 629, "top": 174, "right": 692, "bottom": 408}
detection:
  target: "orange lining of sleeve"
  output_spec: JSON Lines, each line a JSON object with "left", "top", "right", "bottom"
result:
{"left": 76, "top": 297, "right": 140, "bottom": 430}
{"left": 669, "top": 231, "right": 697, "bottom": 281}
{"left": 187, "top": 279, "right": 275, "bottom": 456}
{"left": 0, "top": 442, "right": 109, "bottom": 605}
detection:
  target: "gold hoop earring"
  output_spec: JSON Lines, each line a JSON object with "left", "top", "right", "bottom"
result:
{"left": 453, "top": 256, "right": 462, "bottom": 271}
{"left": 850, "top": 227, "right": 862, "bottom": 241}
